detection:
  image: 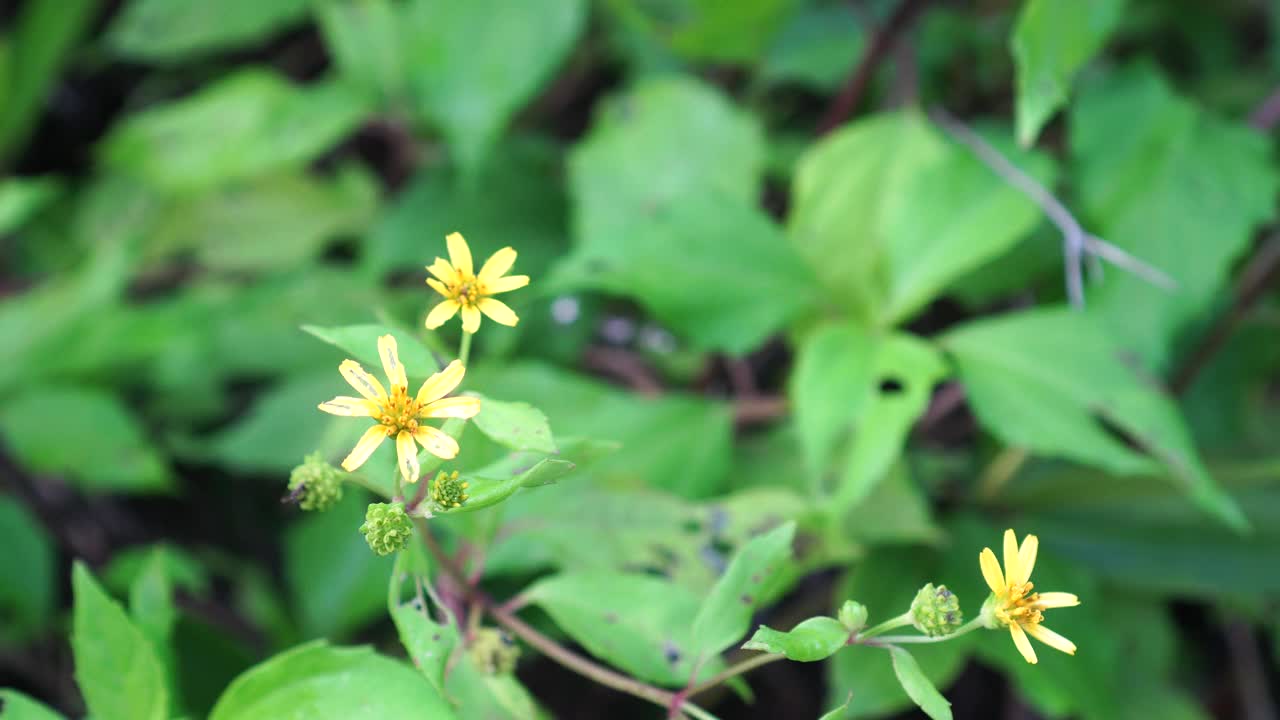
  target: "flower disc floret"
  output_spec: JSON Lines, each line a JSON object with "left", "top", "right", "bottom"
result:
{"left": 360, "top": 502, "right": 413, "bottom": 556}
{"left": 911, "top": 583, "right": 963, "bottom": 637}
{"left": 431, "top": 470, "right": 469, "bottom": 510}
{"left": 318, "top": 335, "right": 481, "bottom": 484}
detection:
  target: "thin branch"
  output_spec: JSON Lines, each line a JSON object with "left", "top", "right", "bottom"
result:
{"left": 1171, "top": 230, "right": 1280, "bottom": 394}
{"left": 929, "top": 107, "right": 1177, "bottom": 307}
{"left": 816, "top": 0, "right": 932, "bottom": 135}
{"left": 687, "top": 653, "right": 786, "bottom": 696}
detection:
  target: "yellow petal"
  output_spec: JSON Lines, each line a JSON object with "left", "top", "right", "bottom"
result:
{"left": 425, "top": 300, "right": 461, "bottom": 329}
{"left": 1034, "top": 592, "right": 1080, "bottom": 609}
{"left": 486, "top": 274, "right": 530, "bottom": 294}
{"left": 477, "top": 246, "right": 517, "bottom": 284}
{"left": 1009, "top": 622, "right": 1038, "bottom": 664}
{"left": 340, "top": 360, "right": 387, "bottom": 401}
{"left": 414, "top": 425, "right": 459, "bottom": 460}
{"left": 1018, "top": 533, "right": 1039, "bottom": 583}
{"left": 461, "top": 305, "right": 482, "bottom": 334}
{"left": 1024, "top": 623, "right": 1076, "bottom": 656}
{"left": 427, "top": 258, "right": 457, "bottom": 284}
{"left": 396, "top": 430, "right": 420, "bottom": 484}
{"left": 426, "top": 277, "right": 450, "bottom": 297}
{"left": 421, "top": 395, "right": 481, "bottom": 419}
{"left": 378, "top": 334, "right": 407, "bottom": 392}
{"left": 477, "top": 297, "right": 519, "bottom": 327}
{"left": 980, "top": 548, "right": 1005, "bottom": 594}
{"left": 446, "top": 232, "right": 473, "bottom": 275}
{"left": 318, "top": 396, "right": 378, "bottom": 416}
{"left": 341, "top": 425, "right": 390, "bottom": 471}
{"left": 1003, "top": 529, "right": 1024, "bottom": 586}
{"left": 415, "top": 360, "right": 465, "bottom": 405}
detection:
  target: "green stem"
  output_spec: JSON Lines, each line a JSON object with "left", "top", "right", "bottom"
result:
{"left": 687, "top": 653, "right": 785, "bottom": 696}
{"left": 871, "top": 618, "right": 986, "bottom": 645}
{"left": 681, "top": 703, "right": 721, "bottom": 720}
{"left": 859, "top": 612, "right": 914, "bottom": 639}
{"left": 458, "top": 330, "right": 473, "bottom": 367}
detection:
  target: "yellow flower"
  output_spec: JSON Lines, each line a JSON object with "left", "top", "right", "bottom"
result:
{"left": 318, "top": 335, "right": 480, "bottom": 484}
{"left": 979, "top": 529, "right": 1080, "bottom": 664}
{"left": 425, "top": 232, "right": 530, "bottom": 334}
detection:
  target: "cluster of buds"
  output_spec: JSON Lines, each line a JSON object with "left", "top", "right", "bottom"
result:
{"left": 911, "top": 583, "right": 964, "bottom": 637}
{"left": 285, "top": 454, "right": 344, "bottom": 512}
{"left": 359, "top": 502, "right": 414, "bottom": 556}
{"left": 431, "top": 470, "right": 470, "bottom": 510}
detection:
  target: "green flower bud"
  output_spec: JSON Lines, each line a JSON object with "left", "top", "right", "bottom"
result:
{"left": 838, "top": 600, "right": 868, "bottom": 632}
{"left": 431, "top": 470, "right": 469, "bottom": 510}
{"left": 910, "top": 583, "right": 963, "bottom": 637}
{"left": 285, "top": 453, "right": 344, "bottom": 512}
{"left": 359, "top": 502, "right": 413, "bottom": 556}
{"left": 469, "top": 627, "right": 519, "bottom": 675}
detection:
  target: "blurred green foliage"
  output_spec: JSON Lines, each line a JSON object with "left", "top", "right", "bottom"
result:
{"left": 1, "top": 0, "right": 1278, "bottom": 718}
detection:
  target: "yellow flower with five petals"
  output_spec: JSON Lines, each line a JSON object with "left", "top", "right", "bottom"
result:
{"left": 318, "top": 335, "right": 480, "bottom": 484}
{"left": 425, "top": 232, "right": 529, "bottom": 334}
{"left": 979, "top": 529, "right": 1080, "bottom": 664}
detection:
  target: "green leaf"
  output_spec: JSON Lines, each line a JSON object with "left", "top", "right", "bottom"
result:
{"left": 106, "top": 0, "right": 313, "bottom": 62}
{"left": 0, "top": 176, "right": 61, "bottom": 234}
{"left": 128, "top": 550, "right": 179, "bottom": 715}
{"left": 817, "top": 693, "right": 852, "bottom": 720}
{"left": 0, "top": 0, "right": 98, "bottom": 163}
{"left": 468, "top": 394, "right": 557, "bottom": 453}
{"left": 208, "top": 641, "right": 455, "bottom": 719}
{"left": 665, "top": 0, "right": 800, "bottom": 63}
{"left": 888, "top": 647, "right": 952, "bottom": 720}
{"left": 943, "top": 307, "right": 1244, "bottom": 529}
{"left": 149, "top": 168, "right": 378, "bottom": 271}
{"left": 103, "top": 543, "right": 209, "bottom": 598}
{"left": 554, "top": 192, "right": 816, "bottom": 354}
{"left": 0, "top": 689, "right": 66, "bottom": 719}
{"left": 71, "top": 562, "right": 168, "bottom": 720}
{"left": 789, "top": 111, "right": 1054, "bottom": 324}
{"left": 1011, "top": 0, "right": 1125, "bottom": 146}
{"left": 525, "top": 572, "right": 718, "bottom": 686}
{"left": 101, "top": 70, "right": 374, "bottom": 192}
{"left": 760, "top": 4, "right": 864, "bottom": 91}
{"left": 1072, "top": 63, "right": 1279, "bottom": 370}
{"left": 406, "top": 0, "right": 586, "bottom": 173}
{"left": 0, "top": 386, "right": 171, "bottom": 493}
{"left": 316, "top": 0, "right": 408, "bottom": 108}
{"left": 304, "top": 323, "right": 440, "bottom": 375}
{"left": 0, "top": 497, "right": 54, "bottom": 643}
{"left": 792, "top": 324, "right": 946, "bottom": 506}
{"left": 692, "top": 522, "right": 796, "bottom": 657}
{"left": 285, "top": 492, "right": 394, "bottom": 638}
{"left": 742, "top": 617, "right": 849, "bottom": 661}
{"left": 391, "top": 598, "right": 458, "bottom": 695}
{"left": 445, "top": 651, "right": 548, "bottom": 720}
{"left": 570, "top": 76, "right": 765, "bottom": 260}
{"left": 472, "top": 362, "right": 734, "bottom": 499}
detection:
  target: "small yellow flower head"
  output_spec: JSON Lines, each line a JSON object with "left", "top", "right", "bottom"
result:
{"left": 430, "top": 470, "right": 469, "bottom": 510}
{"left": 285, "top": 453, "right": 344, "bottom": 512}
{"left": 469, "top": 627, "right": 520, "bottom": 675}
{"left": 425, "top": 232, "right": 530, "bottom": 334}
{"left": 979, "top": 529, "right": 1080, "bottom": 664}
{"left": 910, "top": 583, "right": 963, "bottom": 637}
{"left": 317, "top": 334, "right": 481, "bottom": 484}
{"left": 359, "top": 502, "right": 413, "bottom": 556}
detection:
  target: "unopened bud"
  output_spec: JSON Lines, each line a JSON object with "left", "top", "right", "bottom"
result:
{"left": 359, "top": 502, "right": 413, "bottom": 556}
{"left": 911, "top": 583, "right": 963, "bottom": 637}
{"left": 838, "top": 600, "right": 868, "bottom": 632}
{"left": 285, "top": 453, "right": 343, "bottom": 512}
{"left": 469, "top": 627, "right": 519, "bottom": 675}
{"left": 431, "top": 470, "right": 469, "bottom": 510}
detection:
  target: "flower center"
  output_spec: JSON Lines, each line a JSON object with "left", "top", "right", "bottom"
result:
{"left": 994, "top": 581, "right": 1044, "bottom": 627}
{"left": 378, "top": 386, "right": 422, "bottom": 434}
{"left": 449, "top": 274, "right": 482, "bottom": 307}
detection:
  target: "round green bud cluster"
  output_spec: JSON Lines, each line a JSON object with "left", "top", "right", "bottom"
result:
{"left": 431, "top": 470, "right": 469, "bottom": 510}
{"left": 469, "top": 627, "right": 519, "bottom": 675}
{"left": 911, "top": 583, "right": 963, "bottom": 637}
{"left": 359, "top": 502, "right": 413, "bottom": 556}
{"left": 838, "top": 600, "right": 869, "bottom": 633}
{"left": 286, "top": 453, "right": 344, "bottom": 512}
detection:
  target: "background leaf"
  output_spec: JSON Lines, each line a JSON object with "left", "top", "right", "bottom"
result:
{"left": 692, "top": 522, "right": 795, "bottom": 658}
{"left": 888, "top": 647, "right": 953, "bottom": 720}
{"left": 106, "top": 0, "right": 313, "bottom": 62}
